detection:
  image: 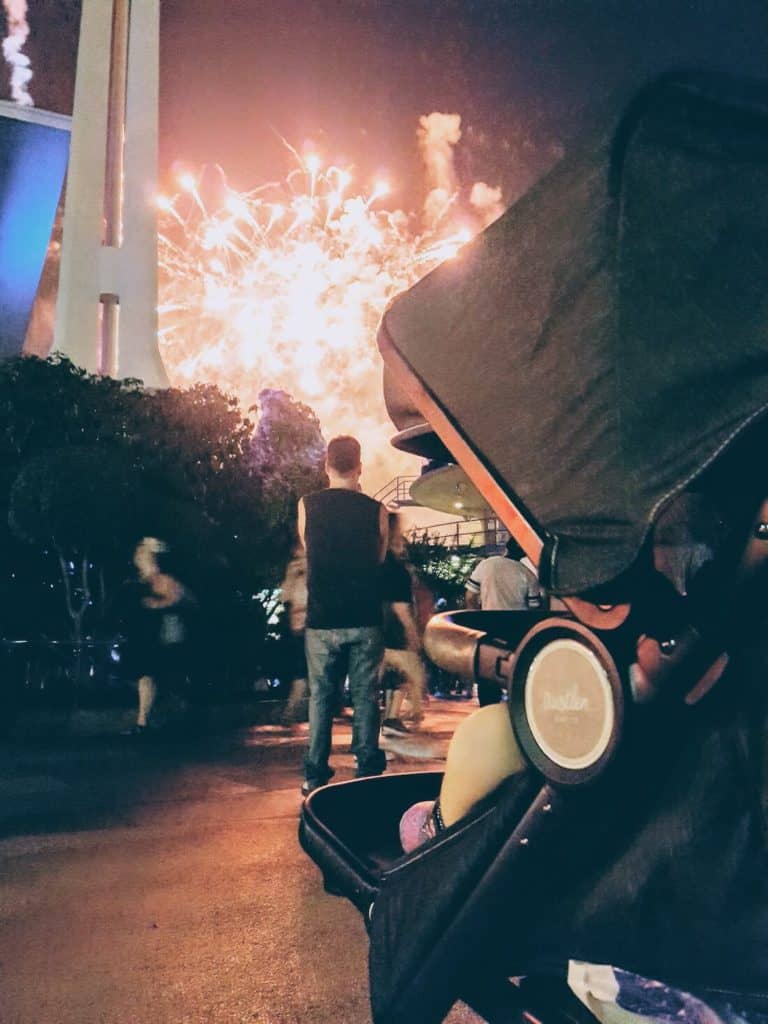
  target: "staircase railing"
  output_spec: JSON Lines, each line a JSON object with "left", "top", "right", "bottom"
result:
{"left": 409, "top": 517, "right": 508, "bottom": 554}
{"left": 374, "top": 476, "right": 512, "bottom": 555}
{"left": 373, "top": 476, "right": 419, "bottom": 508}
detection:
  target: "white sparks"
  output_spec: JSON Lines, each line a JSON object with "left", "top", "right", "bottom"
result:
{"left": 2, "top": 0, "right": 33, "bottom": 107}
{"left": 158, "top": 116, "right": 503, "bottom": 487}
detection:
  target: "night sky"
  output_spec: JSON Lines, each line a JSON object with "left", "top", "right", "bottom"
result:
{"left": 3, "top": 0, "right": 768, "bottom": 205}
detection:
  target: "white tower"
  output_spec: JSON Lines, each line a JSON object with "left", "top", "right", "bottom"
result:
{"left": 54, "top": 0, "right": 168, "bottom": 386}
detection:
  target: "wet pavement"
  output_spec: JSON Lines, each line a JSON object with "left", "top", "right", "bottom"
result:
{"left": 0, "top": 696, "right": 483, "bottom": 1024}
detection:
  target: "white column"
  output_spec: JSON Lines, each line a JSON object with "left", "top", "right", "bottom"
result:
{"left": 53, "top": 0, "right": 112, "bottom": 374}
{"left": 53, "top": 0, "right": 168, "bottom": 388}
{"left": 119, "top": 0, "right": 166, "bottom": 384}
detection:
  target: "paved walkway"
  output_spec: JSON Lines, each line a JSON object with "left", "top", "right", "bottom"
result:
{"left": 0, "top": 697, "right": 482, "bottom": 1024}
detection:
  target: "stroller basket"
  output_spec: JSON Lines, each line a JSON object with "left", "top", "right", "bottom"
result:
{"left": 299, "top": 770, "right": 442, "bottom": 914}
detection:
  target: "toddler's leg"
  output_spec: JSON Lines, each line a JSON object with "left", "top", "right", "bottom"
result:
{"left": 439, "top": 703, "right": 525, "bottom": 827}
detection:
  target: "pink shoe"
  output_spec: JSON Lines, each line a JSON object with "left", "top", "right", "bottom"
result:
{"left": 399, "top": 800, "right": 437, "bottom": 853}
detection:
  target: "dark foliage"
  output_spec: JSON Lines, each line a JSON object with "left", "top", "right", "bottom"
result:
{"left": 405, "top": 530, "right": 476, "bottom": 608}
{"left": 1, "top": 356, "right": 325, "bottom": 648}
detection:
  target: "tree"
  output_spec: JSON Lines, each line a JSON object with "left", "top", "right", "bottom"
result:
{"left": 248, "top": 388, "right": 327, "bottom": 577}
{"left": 405, "top": 530, "right": 477, "bottom": 608}
{"left": 0, "top": 357, "right": 332, "bottom": 655}
{"left": 9, "top": 447, "right": 139, "bottom": 642}
{"left": 120, "top": 382, "right": 255, "bottom": 516}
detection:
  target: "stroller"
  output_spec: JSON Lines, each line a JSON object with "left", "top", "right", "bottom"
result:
{"left": 300, "top": 72, "right": 768, "bottom": 1024}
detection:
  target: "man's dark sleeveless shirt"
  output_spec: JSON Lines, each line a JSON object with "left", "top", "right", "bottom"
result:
{"left": 303, "top": 488, "right": 382, "bottom": 629}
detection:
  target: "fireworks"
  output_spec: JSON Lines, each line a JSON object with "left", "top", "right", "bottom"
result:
{"left": 158, "top": 117, "right": 503, "bottom": 488}
{"left": 2, "top": 0, "right": 33, "bottom": 106}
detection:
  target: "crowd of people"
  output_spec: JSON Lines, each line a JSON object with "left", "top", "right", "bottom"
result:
{"left": 115, "top": 431, "right": 729, "bottom": 865}
{"left": 115, "top": 431, "right": 560, "bottom": 851}
{"left": 116, "top": 431, "right": 554, "bottom": 803}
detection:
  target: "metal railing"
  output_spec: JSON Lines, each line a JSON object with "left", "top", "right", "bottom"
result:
{"left": 373, "top": 475, "right": 419, "bottom": 508}
{"left": 408, "top": 517, "right": 509, "bottom": 554}
{"left": 375, "top": 477, "right": 510, "bottom": 554}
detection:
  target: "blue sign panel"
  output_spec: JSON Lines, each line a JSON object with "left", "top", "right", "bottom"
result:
{"left": 0, "top": 104, "right": 70, "bottom": 358}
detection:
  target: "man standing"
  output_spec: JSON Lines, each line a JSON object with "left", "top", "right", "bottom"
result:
{"left": 298, "top": 435, "right": 388, "bottom": 796}
{"left": 465, "top": 536, "right": 545, "bottom": 706}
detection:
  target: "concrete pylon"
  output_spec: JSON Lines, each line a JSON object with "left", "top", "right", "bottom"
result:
{"left": 54, "top": 0, "right": 168, "bottom": 387}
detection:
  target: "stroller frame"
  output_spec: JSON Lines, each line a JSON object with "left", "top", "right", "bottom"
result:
{"left": 300, "top": 71, "right": 768, "bottom": 1024}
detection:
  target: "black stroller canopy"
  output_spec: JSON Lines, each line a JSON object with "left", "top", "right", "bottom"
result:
{"left": 380, "top": 72, "right": 768, "bottom": 595}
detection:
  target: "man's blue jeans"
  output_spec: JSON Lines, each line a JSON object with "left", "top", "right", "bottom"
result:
{"left": 304, "top": 625, "right": 385, "bottom": 785}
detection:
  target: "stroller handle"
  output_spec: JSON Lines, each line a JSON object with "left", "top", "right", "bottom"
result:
{"left": 423, "top": 610, "right": 516, "bottom": 688}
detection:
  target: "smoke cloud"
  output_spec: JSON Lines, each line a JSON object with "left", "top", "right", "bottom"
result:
{"left": 418, "top": 112, "right": 462, "bottom": 228}
{"left": 469, "top": 181, "right": 505, "bottom": 228}
{"left": 418, "top": 112, "right": 462, "bottom": 192}
{"left": 2, "top": 0, "right": 34, "bottom": 106}
{"left": 418, "top": 112, "right": 504, "bottom": 231}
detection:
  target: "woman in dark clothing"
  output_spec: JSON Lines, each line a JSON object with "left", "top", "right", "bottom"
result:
{"left": 123, "top": 536, "right": 192, "bottom": 734}
{"left": 379, "top": 514, "right": 427, "bottom": 734}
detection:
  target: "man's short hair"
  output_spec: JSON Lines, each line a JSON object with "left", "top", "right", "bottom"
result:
{"left": 326, "top": 435, "right": 361, "bottom": 475}
{"left": 505, "top": 536, "right": 525, "bottom": 560}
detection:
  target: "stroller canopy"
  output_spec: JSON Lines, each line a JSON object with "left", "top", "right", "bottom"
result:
{"left": 379, "top": 72, "right": 768, "bottom": 595}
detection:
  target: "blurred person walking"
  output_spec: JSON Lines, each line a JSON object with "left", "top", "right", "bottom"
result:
{"left": 279, "top": 542, "right": 309, "bottom": 726}
{"left": 465, "top": 536, "right": 544, "bottom": 706}
{"left": 122, "top": 536, "right": 193, "bottom": 735}
{"left": 298, "top": 435, "right": 388, "bottom": 796}
{"left": 380, "top": 514, "right": 427, "bottom": 736}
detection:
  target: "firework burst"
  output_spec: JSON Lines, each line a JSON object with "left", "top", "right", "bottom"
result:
{"left": 2, "top": 0, "right": 34, "bottom": 106}
{"left": 158, "top": 119, "right": 501, "bottom": 488}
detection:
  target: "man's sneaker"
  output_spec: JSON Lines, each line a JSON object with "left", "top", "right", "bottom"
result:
{"left": 401, "top": 710, "right": 425, "bottom": 725}
{"left": 301, "top": 768, "right": 335, "bottom": 797}
{"left": 381, "top": 718, "right": 410, "bottom": 737}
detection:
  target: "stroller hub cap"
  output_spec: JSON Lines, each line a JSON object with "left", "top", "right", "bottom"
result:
{"left": 525, "top": 639, "right": 615, "bottom": 771}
